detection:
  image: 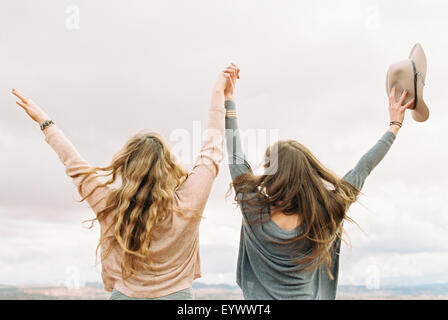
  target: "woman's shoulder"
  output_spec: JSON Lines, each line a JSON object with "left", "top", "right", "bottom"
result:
{"left": 237, "top": 191, "right": 270, "bottom": 221}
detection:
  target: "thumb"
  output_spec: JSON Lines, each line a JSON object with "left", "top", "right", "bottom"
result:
{"left": 403, "top": 98, "right": 415, "bottom": 110}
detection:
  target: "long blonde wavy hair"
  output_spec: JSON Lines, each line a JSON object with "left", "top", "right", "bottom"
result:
{"left": 231, "top": 140, "right": 360, "bottom": 279}
{"left": 78, "top": 131, "right": 188, "bottom": 281}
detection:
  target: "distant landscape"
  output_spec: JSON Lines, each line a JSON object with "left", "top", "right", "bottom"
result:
{"left": 1, "top": 282, "right": 448, "bottom": 300}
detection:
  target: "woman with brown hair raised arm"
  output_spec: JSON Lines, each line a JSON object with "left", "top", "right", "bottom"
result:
{"left": 11, "top": 64, "right": 234, "bottom": 300}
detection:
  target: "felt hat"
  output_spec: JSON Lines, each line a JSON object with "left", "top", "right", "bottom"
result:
{"left": 386, "top": 43, "right": 429, "bottom": 122}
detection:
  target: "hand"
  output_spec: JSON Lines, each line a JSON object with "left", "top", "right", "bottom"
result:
{"left": 388, "top": 87, "right": 414, "bottom": 135}
{"left": 212, "top": 63, "right": 240, "bottom": 96}
{"left": 12, "top": 88, "right": 49, "bottom": 125}
{"left": 223, "top": 63, "right": 240, "bottom": 101}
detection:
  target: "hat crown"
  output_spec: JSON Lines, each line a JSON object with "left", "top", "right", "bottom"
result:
{"left": 385, "top": 43, "right": 429, "bottom": 122}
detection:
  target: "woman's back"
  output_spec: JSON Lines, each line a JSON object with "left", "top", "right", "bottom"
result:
{"left": 235, "top": 191, "right": 340, "bottom": 299}
{"left": 98, "top": 197, "right": 202, "bottom": 298}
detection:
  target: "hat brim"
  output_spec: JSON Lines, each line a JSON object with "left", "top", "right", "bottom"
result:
{"left": 412, "top": 99, "right": 429, "bottom": 122}
{"left": 409, "top": 43, "right": 429, "bottom": 122}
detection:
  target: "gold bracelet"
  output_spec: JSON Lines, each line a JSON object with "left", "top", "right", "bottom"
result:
{"left": 226, "top": 110, "right": 237, "bottom": 119}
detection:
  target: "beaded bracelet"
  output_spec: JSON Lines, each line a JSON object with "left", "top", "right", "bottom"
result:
{"left": 389, "top": 121, "right": 402, "bottom": 128}
{"left": 40, "top": 119, "right": 55, "bottom": 131}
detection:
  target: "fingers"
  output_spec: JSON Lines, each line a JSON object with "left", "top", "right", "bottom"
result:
{"left": 398, "top": 89, "right": 408, "bottom": 105}
{"left": 225, "top": 65, "right": 237, "bottom": 77}
{"left": 227, "top": 63, "right": 240, "bottom": 78}
{"left": 231, "top": 63, "right": 240, "bottom": 79}
{"left": 224, "top": 68, "right": 238, "bottom": 81}
{"left": 224, "top": 72, "right": 234, "bottom": 90}
{"left": 221, "top": 63, "right": 240, "bottom": 94}
{"left": 389, "top": 86, "right": 396, "bottom": 104}
{"left": 223, "top": 68, "right": 236, "bottom": 76}
{"left": 402, "top": 98, "right": 415, "bottom": 110}
{"left": 16, "top": 101, "right": 27, "bottom": 109}
{"left": 11, "top": 88, "right": 29, "bottom": 103}
{"left": 389, "top": 87, "right": 411, "bottom": 109}
{"left": 224, "top": 71, "right": 234, "bottom": 83}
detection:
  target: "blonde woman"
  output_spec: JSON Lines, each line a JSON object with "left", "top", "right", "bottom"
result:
{"left": 224, "top": 64, "right": 414, "bottom": 299}
{"left": 11, "top": 65, "right": 235, "bottom": 300}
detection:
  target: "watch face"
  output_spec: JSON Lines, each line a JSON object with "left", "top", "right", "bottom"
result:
{"left": 41, "top": 120, "right": 54, "bottom": 130}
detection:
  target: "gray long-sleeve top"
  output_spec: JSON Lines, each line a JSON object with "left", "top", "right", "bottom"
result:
{"left": 224, "top": 100, "right": 396, "bottom": 300}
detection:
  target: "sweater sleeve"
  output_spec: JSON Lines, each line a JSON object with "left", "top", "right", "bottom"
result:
{"left": 225, "top": 100, "right": 253, "bottom": 181}
{"left": 175, "top": 104, "right": 225, "bottom": 213}
{"left": 342, "top": 131, "right": 396, "bottom": 190}
{"left": 44, "top": 125, "right": 109, "bottom": 213}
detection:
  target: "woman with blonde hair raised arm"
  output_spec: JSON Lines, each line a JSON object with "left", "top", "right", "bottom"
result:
{"left": 11, "top": 64, "right": 235, "bottom": 300}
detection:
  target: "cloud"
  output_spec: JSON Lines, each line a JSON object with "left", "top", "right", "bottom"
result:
{"left": 0, "top": 0, "right": 447, "bottom": 288}
{"left": 0, "top": 216, "right": 101, "bottom": 286}
{"left": 339, "top": 178, "right": 448, "bottom": 285}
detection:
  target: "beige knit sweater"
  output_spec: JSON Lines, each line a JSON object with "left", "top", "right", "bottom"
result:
{"left": 44, "top": 104, "right": 225, "bottom": 298}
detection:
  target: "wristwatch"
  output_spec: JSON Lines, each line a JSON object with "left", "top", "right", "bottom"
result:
{"left": 40, "top": 119, "right": 55, "bottom": 131}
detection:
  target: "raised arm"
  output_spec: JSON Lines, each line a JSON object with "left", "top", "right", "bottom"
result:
{"left": 342, "top": 131, "right": 396, "bottom": 190}
{"left": 223, "top": 66, "right": 252, "bottom": 182}
{"left": 225, "top": 100, "right": 252, "bottom": 181}
{"left": 343, "top": 87, "right": 414, "bottom": 190}
{"left": 11, "top": 89, "right": 108, "bottom": 212}
{"left": 175, "top": 67, "right": 229, "bottom": 211}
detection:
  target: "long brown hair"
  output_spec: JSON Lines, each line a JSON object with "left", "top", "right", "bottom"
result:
{"left": 78, "top": 131, "right": 189, "bottom": 281}
{"left": 231, "top": 140, "right": 360, "bottom": 279}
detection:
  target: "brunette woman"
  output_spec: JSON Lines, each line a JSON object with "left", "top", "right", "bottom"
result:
{"left": 224, "top": 65, "right": 413, "bottom": 299}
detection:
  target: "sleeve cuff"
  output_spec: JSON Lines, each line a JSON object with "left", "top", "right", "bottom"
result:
{"left": 225, "top": 100, "right": 236, "bottom": 110}
{"left": 43, "top": 125, "right": 61, "bottom": 143}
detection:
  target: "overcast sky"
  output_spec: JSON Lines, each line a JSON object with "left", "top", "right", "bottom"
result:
{"left": 1, "top": 0, "right": 448, "bottom": 292}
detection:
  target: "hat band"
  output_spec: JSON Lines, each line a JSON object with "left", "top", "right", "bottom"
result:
{"left": 411, "top": 60, "right": 418, "bottom": 110}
